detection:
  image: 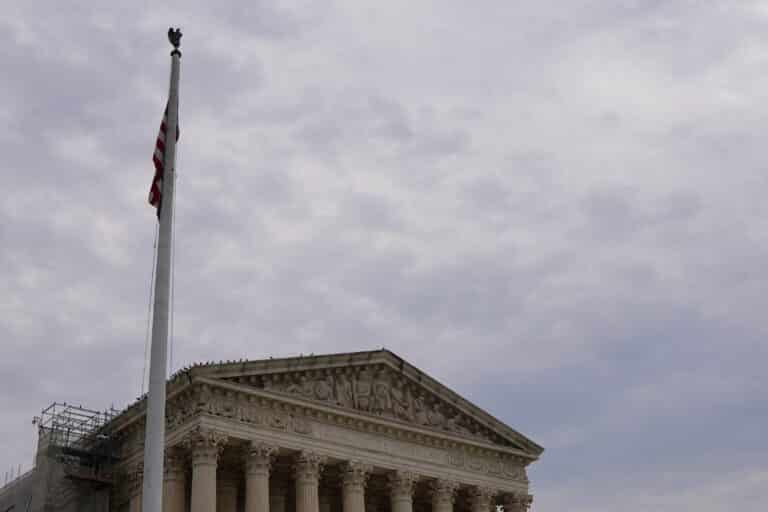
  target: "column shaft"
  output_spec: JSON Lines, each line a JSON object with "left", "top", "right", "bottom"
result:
{"left": 246, "top": 471, "right": 269, "bottom": 512}
{"left": 245, "top": 442, "right": 276, "bottom": 512}
{"left": 342, "top": 461, "right": 371, "bottom": 512}
{"left": 431, "top": 480, "right": 458, "bottom": 512}
{"left": 163, "top": 450, "right": 186, "bottom": 512}
{"left": 190, "top": 448, "right": 218, "bottom": 512}
{"left": 469, "top": 487, "right": 496, "bottom": 512}
{"left": 186, "top": 427, "right": 227, "bottom": 512}
{"left": 296, "top": 477, "right": 319, "bottom": 512}
{"left": 388, "top": 471, "right": 418, "bottom": 512}
{"left": 343, "top": 489, "right": 364, "bottom": 512}
{"left": 294, "top": 451, "right": 325, "bottom": 512}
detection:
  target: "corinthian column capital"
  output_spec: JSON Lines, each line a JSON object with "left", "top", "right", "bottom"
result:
{"left": 430, "top": 479, "right": 459, "bottom": 505}
{"left": 246, "top": 441, "right": 277, "bottom": 476}
{"left": 469, "top": 486, "right": 497, "bottom": 512}
{"left": 341, "top": 460, "right": 372, "bottom": 491}
{"left": 388, "top": 470, "right": 419, "bottom": 499}
{"left": 293, "top": 450, "right": 326, "bottom": 482}
{"left": 503, "top": 492, "right": 533, "bottom": 512}
{"left": 182, "top": 426, "right": 228, "bottom": 466}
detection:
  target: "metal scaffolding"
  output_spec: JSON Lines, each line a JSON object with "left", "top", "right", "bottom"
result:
{"left": 35, "top": 402, "right": 118, "bottom": 448}
{"left": 33, "top": 402, "right": 121, "bottom": 486}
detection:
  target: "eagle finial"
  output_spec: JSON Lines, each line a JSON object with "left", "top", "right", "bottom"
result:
{"left": 168, "top": 27, "right": 182, "bottom": 53}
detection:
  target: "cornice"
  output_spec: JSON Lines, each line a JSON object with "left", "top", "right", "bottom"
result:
{"left": 101, "top": 350, "right": 542, "bottom": 459}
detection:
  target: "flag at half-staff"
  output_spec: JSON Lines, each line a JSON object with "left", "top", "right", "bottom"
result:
{"left": 149, "top": 103, "right": 179, "bottom": 218}
{"left": 142, "top": 27, "right": 182, "bottom": 512}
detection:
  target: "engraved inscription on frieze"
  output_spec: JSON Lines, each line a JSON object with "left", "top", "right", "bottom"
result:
{"left": 311, "top": 421, "right": 446, "bottom": 466}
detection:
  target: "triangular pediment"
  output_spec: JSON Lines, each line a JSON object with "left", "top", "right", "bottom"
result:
{"left": 189, "top": 350, "right": 543, "bottom": 457}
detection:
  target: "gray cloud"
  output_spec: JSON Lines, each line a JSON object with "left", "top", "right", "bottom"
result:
{"left": 2, "top": 2, "right": 767, "bottom": 511}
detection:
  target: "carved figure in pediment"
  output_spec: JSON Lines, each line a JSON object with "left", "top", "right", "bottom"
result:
{"left": 390, "top": 380, "right": 414, "bottom": 421}
{"left": 286, "top": 374, "right": 314, "bottom": 398}
{"left": 354, "top": 370, "right": 374, "bottom": 412}
{"left": 372, "top": 370, "right": 392, "bottom": 415}
{"left": 444, "top": 412, "right": 459, "bottom": 432}
{"left": 412, "top": 393, "right": 429, "bottom": 425}
{"left": 166, "top": 405, "right": 183, "bottom": 429}
{"left": 335, "top": 373, "right": 354, "bottom": 407}
{"left": 427, "top": 402, "right": 446, "bottom": 428}
{"left": 444, "top": 410, "right": 471, "bottom": 435}
{"left": 314, "top": 375, "right": 334, "bottom": 401}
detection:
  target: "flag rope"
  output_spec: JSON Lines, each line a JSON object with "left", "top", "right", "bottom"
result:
{"left": 169, "top": 170, "right": 178, "bottom": 375}
{"left": 141, "top": 224, "right": 159, "bottom": 396}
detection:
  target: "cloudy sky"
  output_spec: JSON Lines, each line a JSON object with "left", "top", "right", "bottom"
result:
{"left": 2, "top": 0, "right": 767, "bottom": 510}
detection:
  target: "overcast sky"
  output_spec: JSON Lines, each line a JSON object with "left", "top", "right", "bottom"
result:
{"left": 2, "top": 1, "right": 767, "bottom": 510}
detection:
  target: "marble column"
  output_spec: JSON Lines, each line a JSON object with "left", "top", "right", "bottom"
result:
{"left": 469, "top": 487, "right": 496, "bottom": 512}
{"left": 163, "top": 449, "right": 186, "bottom": 512}
{"left": 430, "top": 480, "right": 458, "bottom": 512}
{"left": 128, "top": 463, "right": 144, "bottom": 512}
{"left": 217, "top": 467, "right": 239, "bottom": 512}
{"left": 270, "top": 481, "right": 288, "bottom": 512}
{"left": 341, "top": 461, "right": 371, "bottom": 512}
{"left": 294, "top": 451, "right": 326, "bottom": 512}
{"left": 186, "top": 427, "right": 227, "bottom": 512}
{"left": 388, "top": 471, "right": 418, "bottom": 512}
{"left": 245, "top": 442, "right": 276, "bottom": 512}
{"left": 503, "top": 493, "right": 533, "bottom": 512}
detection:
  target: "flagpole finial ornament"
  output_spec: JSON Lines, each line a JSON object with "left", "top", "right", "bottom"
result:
{"left": 168, "top": 27, "right": 182, "bottom": 56}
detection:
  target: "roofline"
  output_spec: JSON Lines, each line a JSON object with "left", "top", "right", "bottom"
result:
{"left": 106, "top": 349, "right": 543, "bottom": 456}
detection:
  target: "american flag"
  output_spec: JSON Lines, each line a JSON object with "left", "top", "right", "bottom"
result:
{"left": 148, "top": 103, "right": 179, "bottom": 217}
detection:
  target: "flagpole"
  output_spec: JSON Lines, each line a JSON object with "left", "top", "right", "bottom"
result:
{"left": 142, "top": 28, "right": 182, "bottom": 512}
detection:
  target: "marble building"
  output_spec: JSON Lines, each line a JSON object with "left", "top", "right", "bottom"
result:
{"left": 1, "top": 350, "right": 543, "bottom": 512}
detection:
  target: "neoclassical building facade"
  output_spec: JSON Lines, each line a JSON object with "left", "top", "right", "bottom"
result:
{"left": 5, "top": 350, "right": 542, "bottom": 512}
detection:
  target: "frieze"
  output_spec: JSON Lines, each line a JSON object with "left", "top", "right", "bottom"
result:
{"left": 310, "top": 420, "right": 527, "bottom": 483}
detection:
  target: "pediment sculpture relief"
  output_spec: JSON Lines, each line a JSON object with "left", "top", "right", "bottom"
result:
{"left": 231, "top": 366, "right": 505, "bottom": 445}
